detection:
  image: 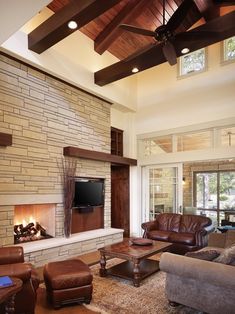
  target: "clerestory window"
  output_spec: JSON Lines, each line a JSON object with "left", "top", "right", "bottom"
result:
{"left": 178, "top": 48, "right": 206, "bottom": 77}
{"left": 223, "top": 36, "right": 235, "bottom": 63}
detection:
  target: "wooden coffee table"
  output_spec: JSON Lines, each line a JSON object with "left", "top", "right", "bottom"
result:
{"left": 98, "top": 238, "right": 172, "bottom": 287}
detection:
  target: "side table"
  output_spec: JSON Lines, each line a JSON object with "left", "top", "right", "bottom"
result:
{"left": 0, "top": 277, "right": 22, "bottom": 314}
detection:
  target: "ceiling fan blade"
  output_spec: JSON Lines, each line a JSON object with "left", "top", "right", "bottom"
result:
{"left": 119, "top": 24, "right": 156, "bottom": 37}
{"left": 167, "top": 0, "right": 196, "bottom": 32}
{"left": 176, "top": 30, "right": 220, "bottom": 42}
{"left": 162, "top": 41, "right": 177, "bottom": 65}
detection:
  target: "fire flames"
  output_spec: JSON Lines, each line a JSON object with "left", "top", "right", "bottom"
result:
{"left": 14, "top": 215, "right": 49, "bottom": 244}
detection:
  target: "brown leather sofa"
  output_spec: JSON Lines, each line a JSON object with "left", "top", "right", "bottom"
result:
{"left": 0, "top": 246, "right": 40, "bottom": 314}
{"left": 142, "top": 213, "right": 213, "bottom": 254}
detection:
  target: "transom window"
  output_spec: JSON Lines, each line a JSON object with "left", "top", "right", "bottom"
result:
{"left": 179, "top": 48, "right": 206, "bottom": 77}
{"left": 220, "top": 126, "right": 235, "bottom": 147}
{"left": 139, "top": 125, "right": 235, "bottom": 157}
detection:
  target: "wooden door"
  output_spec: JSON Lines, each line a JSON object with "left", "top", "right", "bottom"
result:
{"left": 111, "top": 165, "right": 130, "bottom": 237}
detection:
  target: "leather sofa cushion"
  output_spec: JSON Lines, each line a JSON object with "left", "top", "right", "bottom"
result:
{"left": 147, "top": 230, "right": 171, "bottom": 241}
{"left": 44, "top": 259, "right": 93, "bottom": 290}
{"left": 169, "top": 232, "right": 195, "bottom": 245}
{"left": 179, "top": 215, "right": 211, "bottom": 233}
{"left": 157, "top": 213, "right": 181, "bottom": 232}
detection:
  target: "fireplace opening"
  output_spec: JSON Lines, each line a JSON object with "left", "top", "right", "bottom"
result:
{"left": 14, "top": 220, "right": 53, "bottom": 244}
{"left": 14, "top": 204, "right": 55, "bottom": 244}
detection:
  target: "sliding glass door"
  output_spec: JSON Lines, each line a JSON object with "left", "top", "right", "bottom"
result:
{"left": 142, "top": 164, "right": 182, "bottom": 222}
{"left": 194, "top": 171, "right": 235, "bottom": 227}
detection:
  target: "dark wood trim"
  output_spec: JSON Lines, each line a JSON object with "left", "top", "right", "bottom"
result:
{"left": 28, "top": 0, "right": 123, "bottom": 54}
{"left": 0, "top": 51, "right": 112, "bottom": 105}
{"left": 0, "top": 132, "right": 12, "bottom": 146}
{"left": 95, "top": 0, "right": 149, "bottom": 55}
{"left": 71, "top": 206, "right": 104, "bottom": 233}
{"left": 63, "top": 146, "right": 137, "bottom": 166}
{"left": 111, "top": 165, "right": 130, "bottom": 237}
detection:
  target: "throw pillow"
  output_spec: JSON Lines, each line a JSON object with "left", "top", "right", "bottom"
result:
{"left": 185, "top": 250, "right": 220, "bottom": 261}
{"left": 214, "top": 245, "right": 235, "bottom": 265}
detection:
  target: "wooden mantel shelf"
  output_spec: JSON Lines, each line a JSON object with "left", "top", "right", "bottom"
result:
{"left": 0, "top": 132, "right": 12, "bottom": 146}
{"left": 63, "top": 147, "right": 137, "bottom": 166}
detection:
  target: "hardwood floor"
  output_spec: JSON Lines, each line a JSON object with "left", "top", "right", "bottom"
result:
{"left": 35, "top": 250, "right": 101, "bottom": 314}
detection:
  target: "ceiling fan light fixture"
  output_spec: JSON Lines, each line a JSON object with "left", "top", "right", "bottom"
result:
{"left": 181, "top": 47, "right": 190, "bottom": 54}
{"left": 132, "top": 67, "right": 139, "bottom": 73}
{"left": 68, "top": 21, "right": 78, "bottom": 30}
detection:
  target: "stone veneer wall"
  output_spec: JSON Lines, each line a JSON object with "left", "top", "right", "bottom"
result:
{"left": 0, "top": 54, "right": 111, "bottom": 246}
{"left": 183, "top": 160, "right": 235, "bottom": 207}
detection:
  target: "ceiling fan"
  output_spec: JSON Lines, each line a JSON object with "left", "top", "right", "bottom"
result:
{"left": 119, "top": 0, "right": 217, "bottom": 65}
{"left": 95, "top": 2, "right": 235, "bottom": 86}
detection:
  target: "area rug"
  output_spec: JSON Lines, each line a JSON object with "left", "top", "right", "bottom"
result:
{"left": 84, "top": 259, "right": 201, "bottom": 314}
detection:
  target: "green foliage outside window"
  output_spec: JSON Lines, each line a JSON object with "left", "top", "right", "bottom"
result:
{"left": 180, "top": 48, "right": 205, "bottom": 76}
{"left": 224, "top": 36, "right": 235, "bottom": 61}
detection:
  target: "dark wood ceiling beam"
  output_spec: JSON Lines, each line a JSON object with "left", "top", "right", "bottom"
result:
{"left": 94, "top": 10, "right": 235, "bottom": 86}
{"left": 213, "top": 0, "right": 235, "bottom": 5}
{"left": 28, "top": 0, "right": 123, "bottom": 54}
{"left": 94, "top": 0, "right": 150, "bottom": 55}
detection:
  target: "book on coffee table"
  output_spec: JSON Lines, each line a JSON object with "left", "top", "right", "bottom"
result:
{"left": 0, "top": 276, "right": 13, "bottom": 288}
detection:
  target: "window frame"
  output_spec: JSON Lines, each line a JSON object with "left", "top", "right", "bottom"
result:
{"left": 177, "top": 48, "right": 207, "bottom": 79}
{"left": 193, "top": 170, "right": 235, "bottom": 226}
{"left": 221, "top": 36, "right": 235, "bottom": 65}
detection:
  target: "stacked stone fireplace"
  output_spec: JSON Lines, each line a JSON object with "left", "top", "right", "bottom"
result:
{"left": 0, "top": 54, "right": 124, "bottom": 266}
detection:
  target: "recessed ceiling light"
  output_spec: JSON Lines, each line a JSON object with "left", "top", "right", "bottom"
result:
{"left": 68, "top": 21, "right": 78, "bottom": 30}
{"left": 181, "top": 48, "right": 190, "bottom": 54}
{"left": 132, "top": 67, "right": 139, "bottom": 73}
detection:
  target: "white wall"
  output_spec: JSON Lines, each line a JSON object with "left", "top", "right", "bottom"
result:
{"left": 136, "top": 43, "right": 235, "bottom": 135}
{"left": 0, "top": 0, "right": 50, "bottom": 45}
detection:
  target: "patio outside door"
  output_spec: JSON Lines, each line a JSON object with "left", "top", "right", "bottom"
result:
{"left": 142, "top": 164, "right": 182, "bottom": 222}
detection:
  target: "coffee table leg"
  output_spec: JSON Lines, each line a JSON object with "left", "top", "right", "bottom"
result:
{"left": 99, "top": 252, "right": 107, "bottom": 277}
{"left": 133, "top": 260, "right": 141, "bottom": 287}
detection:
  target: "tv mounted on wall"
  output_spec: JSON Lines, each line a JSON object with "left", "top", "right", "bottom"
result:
{"left": 73, "top": 178, "right": 105, "bottom": 210}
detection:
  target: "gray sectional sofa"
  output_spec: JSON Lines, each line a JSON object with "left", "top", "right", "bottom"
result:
{"left": 160, "top": 230, "right": 235, "bottom": 314}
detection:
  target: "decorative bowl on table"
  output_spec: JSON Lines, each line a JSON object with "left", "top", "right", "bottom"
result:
{"left": 130, "top": 238, "right": 153, "bottom": 246}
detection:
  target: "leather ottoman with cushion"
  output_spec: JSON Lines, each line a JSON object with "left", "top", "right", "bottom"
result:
{"left": 43, "top": 259, "right": 93, "bottom": 309}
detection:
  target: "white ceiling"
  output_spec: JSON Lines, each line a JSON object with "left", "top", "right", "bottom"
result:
{"left": 0, "top": 0, "right": 51, "bottom": 45}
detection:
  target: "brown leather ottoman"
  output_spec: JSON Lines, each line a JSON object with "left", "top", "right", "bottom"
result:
{"left": 43, "top": 259, "right": 93, "bottom": 309}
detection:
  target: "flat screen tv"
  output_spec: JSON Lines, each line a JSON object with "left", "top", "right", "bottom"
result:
{"left": 73, "top": 179, "right": 104, "bottom": 208}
